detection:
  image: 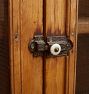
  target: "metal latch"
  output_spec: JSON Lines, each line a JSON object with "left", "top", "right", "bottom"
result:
{"left": 28, "top": 35, "right": 73, "bottom": 57}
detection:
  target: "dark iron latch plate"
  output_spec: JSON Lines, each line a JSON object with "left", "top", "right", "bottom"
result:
{"left": 28, "top": 35, "right": 73, "bottom": 57}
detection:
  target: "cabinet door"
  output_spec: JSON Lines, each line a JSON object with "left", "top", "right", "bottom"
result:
{"left": 45, "top": 0, "right": 77, "bottom": 94}
{"left": 9, "top": 0, "right": 77, "bottom": 94}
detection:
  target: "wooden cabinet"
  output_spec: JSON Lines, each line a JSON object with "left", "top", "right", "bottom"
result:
{"left": 9, "top": 0, "right": 77, "bottom": 94}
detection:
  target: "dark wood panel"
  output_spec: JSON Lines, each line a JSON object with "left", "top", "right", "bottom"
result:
{"left": 0, "top": 0, "right": 11, "bottom": 94}
{"left": 79, "top": 0, "right": 89, "bottom": 18}
{"left": 76, "top": 34, "right": 89, "bottom": 94}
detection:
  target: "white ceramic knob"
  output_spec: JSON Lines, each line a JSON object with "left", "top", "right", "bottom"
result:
{"left": 50, "top": 44, "right": 61, "bottom": 56}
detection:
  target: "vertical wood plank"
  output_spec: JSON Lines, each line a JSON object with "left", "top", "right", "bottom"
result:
{"left": 20, "top": 0, "right": 43, "bottom": 94}
{"left": 9, "top": 0, "right": 22, "bottom": 94}
{"left": 68, "top": 0, "right": 78, "bottom": 93}
{"left": 66, "top": 0, "right": 78, "bottom": 94}
{"left": 45, "top": 0, "right": 66, "bottom": 94}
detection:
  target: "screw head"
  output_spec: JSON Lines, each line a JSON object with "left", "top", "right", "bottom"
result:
{"left": 30, "top": 43, "right": 35, "bottom": 50}
{"left": 71, "top": 32, "right": 75, "bottom": 36}
{"left": 54, "top": 47, "right": 59, "bottom": 52}
{"left": 29, "top": 42, "right": 36, "bottom": 52}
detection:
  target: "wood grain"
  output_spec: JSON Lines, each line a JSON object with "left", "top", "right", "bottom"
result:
{"left": 9, "top": 0, "right": 43, "bottom": 94}
{"left": 45, "top": 0, "right": 66, "bottom": 94}
{"left": 66, "top": 0, "right": 78, "bottom": 94}
{"left": 78, "top": 18, "right": 89, "bottom": 33}
{"left": 45, "top": 0, "right": 78, "bottom": 94}
{"left": 20, "top": 0, "right": 43, "bottom": 94}
{"left": 9, "top": 0, "right": 78, "bottom": 94}
{"left": 9, "top": 0, "right": 22, "bottom": 94}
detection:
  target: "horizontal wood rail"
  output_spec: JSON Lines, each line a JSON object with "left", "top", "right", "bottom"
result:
{"left": 78, "top": 18, "right": 89, "bottom": 33}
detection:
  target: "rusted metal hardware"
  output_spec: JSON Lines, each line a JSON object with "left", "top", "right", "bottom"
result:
{"left": 28, "top": 35, "right": 73, "bottom": 57}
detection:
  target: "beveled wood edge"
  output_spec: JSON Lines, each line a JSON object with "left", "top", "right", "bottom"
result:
{"left": 9, "top": 0, "right": 22, "bottom": 94}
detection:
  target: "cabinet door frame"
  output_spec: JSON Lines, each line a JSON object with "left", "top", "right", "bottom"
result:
{"left": 9, "top": 0, "right": 43, "bottom": 94}
{"left": 66, "top": 0, "right": 78, "bottom": 94}
{"left": 9, "top": 0, "right": 22, "bottom": 93}
{"left": 9, "top": 0, "right": 78, "bottom": 94}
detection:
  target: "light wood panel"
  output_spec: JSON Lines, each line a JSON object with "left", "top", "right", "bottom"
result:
{"left": 66, "top": 0, "right": 78, "bottom": 94}
{"left": 9, "top": 0, "right": 43, "bottom": 94}
{"left": 20, "top": 0, "right": 43, "bottom": 94}
{"left": 9, "top": 0, "right": 22, "bottom": 94}
{"left": 45, "top": 0, "right": 78, "bottom": 94}
{"left": 45, "top": 0, "right": 66, "bottom": 94}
